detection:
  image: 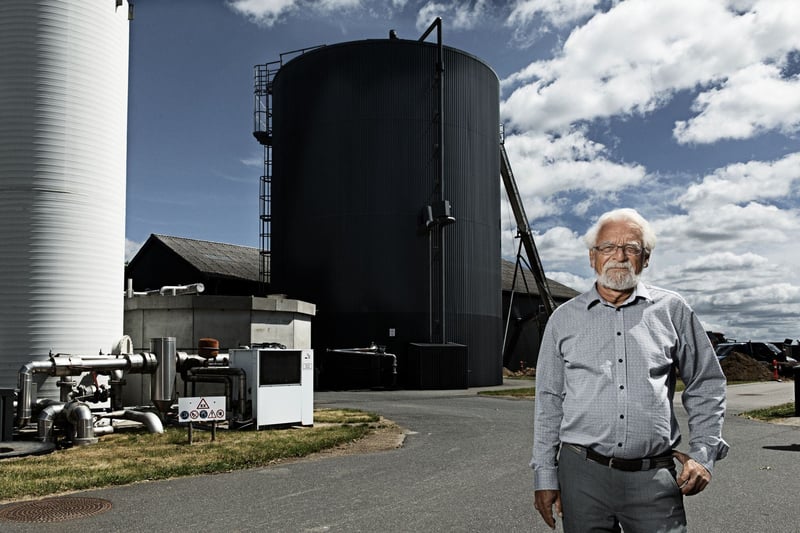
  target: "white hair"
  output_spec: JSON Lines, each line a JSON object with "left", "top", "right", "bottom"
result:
{"left": 583, "top": 208, "right": 657, "bottom": 254}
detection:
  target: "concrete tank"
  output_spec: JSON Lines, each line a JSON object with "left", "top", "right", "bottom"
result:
{"left": 270, "top": 39, "right": 502, "bottom": 386}
{"left": 0, "top": 1, "right": 131, "bottom": 398}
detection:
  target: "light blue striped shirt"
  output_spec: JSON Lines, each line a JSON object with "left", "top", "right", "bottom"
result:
{"left": 532, "top": 283, "right": 729, "bottom": 490}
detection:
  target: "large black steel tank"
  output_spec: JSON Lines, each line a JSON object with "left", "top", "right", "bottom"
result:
{"left": 271, "top": 38, "right": 501, "bottom": 387}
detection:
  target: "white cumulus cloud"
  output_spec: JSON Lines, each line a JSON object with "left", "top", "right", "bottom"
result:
{"left": 674, "top": 63, "right": 800, "bottom": 143}
{"left": 506, "top": 0, "right": 600, "bottom": 29}
{"left": 416, "top": 0, "right": 489, "bottom": 31}
{"left": 502, "top": 0, "right": 800, "bottom": 135}
{"left": 679, "top": 152, "right": 800, "bottom": 209}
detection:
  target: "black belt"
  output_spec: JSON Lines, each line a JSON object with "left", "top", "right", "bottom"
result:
{"left": 570, "top": 444, "right": 675, "bottom": 472}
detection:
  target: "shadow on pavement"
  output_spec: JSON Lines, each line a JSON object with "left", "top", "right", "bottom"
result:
{"left": 763, "top": 444, "right": 800, "bottom": 452}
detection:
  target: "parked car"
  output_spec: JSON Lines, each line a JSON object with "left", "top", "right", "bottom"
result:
{"left": 715, "top": 341, "right": 798, "bottom": 375}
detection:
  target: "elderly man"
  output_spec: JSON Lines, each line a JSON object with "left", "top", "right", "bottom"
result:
{"left": 532, "top": 208, "right": 728, "bottom": 532}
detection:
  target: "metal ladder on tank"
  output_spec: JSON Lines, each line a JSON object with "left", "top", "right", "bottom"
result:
{"left": 252, "top": 47, "right": 326, "bottom": 292}
{"left": 253, "top": 61, "right": 279, "bottom": 290}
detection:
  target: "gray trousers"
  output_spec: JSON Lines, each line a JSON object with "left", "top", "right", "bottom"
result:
{"left": 558, "top": 444, "right": 688, "bottom": 533}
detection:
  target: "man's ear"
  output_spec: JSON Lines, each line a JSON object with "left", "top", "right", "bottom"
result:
{"left": 589, "top": 249, "right": 596, "bottom": 269}
{"left": 642, "top": 253, "right": 650, "bottom": 269}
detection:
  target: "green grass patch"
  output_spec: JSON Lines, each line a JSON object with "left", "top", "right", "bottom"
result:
{"left": 740, "top": 402, "right": 796, "bottom": 421}
{"left": 313, "top": 408, "right": 380, "bottom": 424}
{"left": 479, "top": 387, "right": 535, "bottom": 398}
{"left": 0, "top": 409, "right": 381, "bottom": 502}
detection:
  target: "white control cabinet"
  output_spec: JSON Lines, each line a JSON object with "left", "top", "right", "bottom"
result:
{"left": 229, "top": 348, "right": 314, "bottom": 428}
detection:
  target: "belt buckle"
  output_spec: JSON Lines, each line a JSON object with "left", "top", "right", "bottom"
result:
{"left": 607, "top": 457, "right": 616, "bottom": 469}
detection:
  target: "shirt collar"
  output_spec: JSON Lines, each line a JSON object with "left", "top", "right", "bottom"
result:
{"left": 582, "top": 281, "right": 652, "bottom": 309}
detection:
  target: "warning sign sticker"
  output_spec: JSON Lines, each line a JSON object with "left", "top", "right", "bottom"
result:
{"left": 177, "top": 396, "right": 226, "bottom": 423}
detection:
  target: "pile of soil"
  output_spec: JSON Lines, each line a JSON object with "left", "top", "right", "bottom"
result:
{"left": 720, "top": 351, "right": 774, "bottom": 381}
{"left": 503, "top": 367, "right": 535, "bottom": 378}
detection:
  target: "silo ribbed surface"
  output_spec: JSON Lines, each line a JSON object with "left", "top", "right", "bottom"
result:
{"left": 0, "top": 1, "right": 130, "bottom": 397}
{"left": 271, "top": 40, "right": 502, "bottom": 386}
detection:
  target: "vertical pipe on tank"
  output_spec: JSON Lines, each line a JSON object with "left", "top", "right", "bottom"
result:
{"left": 436, "top": 20, "right": 446, "bottom": 344}
{"left": 420, "top": 17, "right": 447, "bottom": 343}
{"left": 150, "top": 337, "right": 176, "bottom": 413}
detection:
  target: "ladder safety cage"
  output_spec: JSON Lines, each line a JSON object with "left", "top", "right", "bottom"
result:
{"left": 252, "top": 46, "right": 325, "bottom": 289}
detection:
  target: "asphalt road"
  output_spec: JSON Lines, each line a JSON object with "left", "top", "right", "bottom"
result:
{"left": 1, "top": 380, "right": 798, "bottom": 532}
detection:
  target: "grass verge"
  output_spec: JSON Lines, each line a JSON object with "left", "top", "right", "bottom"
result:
{"left": 479, "top": 387, "right": 535, "bottom": 398}
{"left": 739, "top": 402, "right": 796, "bottom": 421}
{"left": 0, "top": 408, "right": 381, "bottom": 503}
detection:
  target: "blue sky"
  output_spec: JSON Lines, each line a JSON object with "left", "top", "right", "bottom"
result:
{"left": 126, "top": 0, "right": 800, "bottom": 342}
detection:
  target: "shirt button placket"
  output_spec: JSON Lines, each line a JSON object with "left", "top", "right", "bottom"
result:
{"left": 615, "top": 307, "right": 627, "bottom": 452}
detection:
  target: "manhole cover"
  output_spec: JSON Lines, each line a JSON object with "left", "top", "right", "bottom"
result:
{"left": 0, "top": 497, "right": 112, "bottom": 522}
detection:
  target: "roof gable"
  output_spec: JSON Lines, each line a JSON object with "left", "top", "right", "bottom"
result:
{"left": 149, "top": 234, "right": 261, "bottom": 282}
{"left": 501, "top": 259, "right": 580, "bottom": 300}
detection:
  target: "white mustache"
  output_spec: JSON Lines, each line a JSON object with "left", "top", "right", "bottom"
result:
{"left": 602, "top": 260, "right": 633, "bottom": 274}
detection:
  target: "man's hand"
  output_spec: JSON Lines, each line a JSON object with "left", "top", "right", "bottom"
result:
{"left": 673, "top": 451, "right": 711, "bottom": 495}
{"left": 534, "top": 489, "right": 562, "bottom": 529}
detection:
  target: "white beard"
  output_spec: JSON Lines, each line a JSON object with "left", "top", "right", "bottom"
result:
{"left": 597, "top": 260, "right": 639, "bottom": 291}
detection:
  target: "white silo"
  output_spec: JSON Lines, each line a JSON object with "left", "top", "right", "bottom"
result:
{"left": 0, "top": 1, "right": 131, "bottom": 400}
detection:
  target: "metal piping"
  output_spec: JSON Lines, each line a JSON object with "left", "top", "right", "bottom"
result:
{"left": 36, "top": 400, "right": 65, "bottom": 442}
{"left": 37, "top": 399, "right": 107, "bottom": 444}
{"left": 122, "top": 409, "right": 164, "bottom": 434}
{"left": 64, "top": 401, "right": 96, "bottom": 445}
{"left": 327, "top": 344, "right": 398, "bottom": 387}
{"left": 184, "top": 374, "right": 231, "bottom": 408}
{"left": 16, "top": 352, "right": 158, "bottom": 428}
{"left": 185, "top": 366, "right": 247, "bottom": 421}
{"left": 109, "top": 369, "right": 125, "bottom": 410}
{"left": 32, "top": 399, "right": 163, "bottom": 446}
{"left": 17, "top": 360, "right": 56, "bottom": 426}
{"left": 96, "top": 409, "right": 164, "bottom": 434}
{"left": 93, "top": 425, "right": 115, "bottom": 436}
{"left": 158, "top": 283, "right": 205, "bottom": 296}
{"left": 151, "top": 337, "right": 176, "bottom": 412}
{"left": 420, "top": 17, "right": 449, "bottom": 343}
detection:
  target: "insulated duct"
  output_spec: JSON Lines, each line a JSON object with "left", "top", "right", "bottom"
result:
{"left": 150, "top": 337, "right": 176, "bottom": 412}
{"left": 17, "top": 352, "right": 157, "bottom": 428}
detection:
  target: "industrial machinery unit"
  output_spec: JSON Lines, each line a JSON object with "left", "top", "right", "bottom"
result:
{"left": 229, "top": 348, "right": 314, "bottom": 427}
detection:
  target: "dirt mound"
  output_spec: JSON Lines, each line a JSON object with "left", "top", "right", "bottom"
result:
{"left": 503, "top": 366, "right": 535, "bottom": 378}
{"left": 720, "top": 351, "right": 773, "bottom": 381}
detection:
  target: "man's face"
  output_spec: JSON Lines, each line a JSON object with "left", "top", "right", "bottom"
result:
{"left": 589, "top": 220, "right": 649, "bottom": 291}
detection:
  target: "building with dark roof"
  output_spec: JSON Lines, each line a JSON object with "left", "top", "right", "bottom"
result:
{"left": 125, "top": 235, "right": 580, "bottom": 384}
{"left": 501, "top": 259, "right": 580, "bottom": 369}
{"left": 125, "top": 234, "right": 263, "bottom": 296}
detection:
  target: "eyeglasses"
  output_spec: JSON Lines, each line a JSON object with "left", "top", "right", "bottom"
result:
{"left": 592, "top": 243, "right": 644, "bottom": 257}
